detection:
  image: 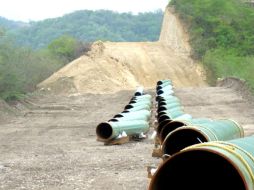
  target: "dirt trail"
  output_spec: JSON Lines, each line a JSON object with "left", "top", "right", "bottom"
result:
{"left": 1, "top": 84, "right": 254, "bottom": 190}
{"left": 1, "top": 7, "right": 254, "bottom": 190}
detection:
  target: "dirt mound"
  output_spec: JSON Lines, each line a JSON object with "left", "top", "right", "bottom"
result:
{"left": 217, "top": 77, "right": 254, "bottom": 103}
{"left": 38, "top": 8, "right": 206, "bottom": 95}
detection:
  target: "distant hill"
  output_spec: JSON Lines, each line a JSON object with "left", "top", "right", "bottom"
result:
{"left": 1, "top": 10, "right": 163, "bottom": 49}
{"left": 0, "top": 17, "right": 28, "bottom": 31}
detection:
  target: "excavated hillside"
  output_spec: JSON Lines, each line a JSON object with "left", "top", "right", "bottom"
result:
{"left": 37, "top": 8, "right": 206, "bottom": 94}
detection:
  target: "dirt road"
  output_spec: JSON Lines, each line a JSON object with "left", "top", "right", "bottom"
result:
{"left": 1, "top": 82, "right": 254, "bottom": 189}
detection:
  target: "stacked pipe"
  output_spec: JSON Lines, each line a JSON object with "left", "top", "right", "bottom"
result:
{"left": 96, "top": 87, "right": 152, "bottom": 143}
{"left": 154, "top": 80, "right": 192, "bottom": 146}
{"left": 149, "top": 80, "right": 254, "bottom": 190}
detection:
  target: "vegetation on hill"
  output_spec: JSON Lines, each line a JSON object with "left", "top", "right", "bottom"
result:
{"left": 0, "top": 10, "right": 163, "bottom": 101}
{"left": 170, "top": 0, "right": 254, "bottom": 90}
{"left": 0, "top": 33, "right": 89, "bottom": 101}
{"left": 3, "top": 10, "right": 163, "bottom": 49}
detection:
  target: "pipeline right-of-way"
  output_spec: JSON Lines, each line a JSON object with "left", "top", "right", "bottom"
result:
{"left": 149, "top": 79, "right": 254, "bottom": 190}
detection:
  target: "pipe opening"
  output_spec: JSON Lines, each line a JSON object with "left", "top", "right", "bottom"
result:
{"left": 158, "top": 101, "right": 167, "bottom": 107}
{"left": 125, "top": 105, "right": 134, "bottom": 110}
{"left": 134, "top": 92, "right": 142, "bottom": 96}
{"left": 157, "top": 81, "right": 163, "bottom": 85}
{"left": 160, "top": 121, "right": 186, "bottom": 142}
{"left": 157, "top": 119, "right": 171, "bottom": 134}
{"left": 158, "top": 115, "right": 170, "bottom": 123}
{"left": 114, "top": 114, "right": 124, "bottom": 118}
{"left": 108, "top": 118, "right": 118, "bottom": 122}
{"left": 156, "top": 86, "right": 162, "bottom": 91}
{"left": 157, "top": 90, "right": 164, "bottom": 95}
{"left": 150, "top": 150, "right": 246, "bottom": 190}
{"left": 157, "top": 106, "right": 167, "bottom": 113}
{"left": 163, "top": 129, "right": 207, "bottom": 155}
{"left": 158, "top": 111, "right": 167, "bottom": 118}
{"left": 156, "top": 96, "right": 164, "bottom": 101}
{"left": 122, "top": 110, "right": 129, "bottom": 113}
{"left": 96, "top": 122, "right": 113, "bottom": 140}
{"left": 129, "top": 100, "right": 136, "bottom": 104}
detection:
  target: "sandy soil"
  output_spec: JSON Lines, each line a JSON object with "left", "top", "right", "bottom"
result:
{"left": 1, "top": 83, "right": 254, "bottom": 190}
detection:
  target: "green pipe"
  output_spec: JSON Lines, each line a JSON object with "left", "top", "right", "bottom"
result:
{"left": 109, "top": 114, "right": 149, "bottom": 122}
{"left": 96, "top": 120, "right": 149, "bottom": 141}
{"left": 157, "top": 80, "right": 172, "bottom": 86}
{"left": 114, "top": 110, "right": 151, "bottom": 119}
{"left": 134, "top": 87, "right": 144, "bottom": 96}
{"left": 158, "top": 118, "right": 213, "bottom": 143}
{"left": 156, "top": 85, "right": 172, "bottom": 91}
{"left": 158, "top": 110, "right": 185, "bottom": 124}
{"left": 157, "top": 104, "right": 183, "bottom": 117}
{"left": 158, "top": 113, "right": 192, "bottom": 123}
{"left": 125, "top": 101, "right": 152, "bottom": 109}
{"left": 156, "top": 114, "right": 192, "bottom": 140}
{"left": 112, "top": 111, "right": 151, "bottom": 121}
{"left": 157, "top": 103, "right": 182, "bottom": 113}
{"left": 131, "top": 94, "right": 152, "bottom": 101}
{"left": 125, "top": 104, "right": 150, "bottom": 112}
{"left": 157, "top": 89, "right": 174, "bottom": 96}
{"left": 156, "top": 85, "right": 173, "bottom": 93}
{"left": 149, "top": 136, "right": 254, "bottom": 190}
{"left": 129, "top": 99, "right": 151, "bottom": 104}
{"left": 158, "top": 97, "right": 180, "bottom": 104}
{"left": 162, "top": 119, "right": 244, "bottom": 155}
{"left": 156, "top": 94, "right": 176, "bottom": 101}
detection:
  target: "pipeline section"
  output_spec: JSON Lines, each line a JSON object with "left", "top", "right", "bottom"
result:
{"left": 96, "top": 87, "right": 152, "bottom": 143}
{"left": 149, "top": 136, "right": 254, "bottom": 190}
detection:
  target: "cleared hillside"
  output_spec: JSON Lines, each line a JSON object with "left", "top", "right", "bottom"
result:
{"left": 38, "top": 8, "right": 206, "bottom": 94}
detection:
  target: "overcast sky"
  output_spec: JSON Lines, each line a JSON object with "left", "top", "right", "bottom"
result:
{"left": 0, "top": 0, "right": 169, "bottom": 22}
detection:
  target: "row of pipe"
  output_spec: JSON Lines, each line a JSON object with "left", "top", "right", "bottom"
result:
{"left": 149, "top": 80, "right": 254, "bottom": 190}
{"left": 96, "top": 87, "right": 152, "bottom": 143}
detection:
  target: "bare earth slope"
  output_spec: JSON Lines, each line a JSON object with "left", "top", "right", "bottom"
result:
{"left": 1, "top": 7, "right": 254, "bottom": 190}
{"left": 37, "top": 8, "right": 205, "bottom": 94}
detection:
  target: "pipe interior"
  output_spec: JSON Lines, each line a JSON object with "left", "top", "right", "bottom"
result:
{"left": 157, "top": 90, "right": 164, "bottom": 95}
{"left": 158, "top": 111, "right": 167, "bottom": 118}
{"left": 114, "top": 114, "right": 124, "bottom": 118}
{"left": 150, "top": 150, "right": 246, "bottom": 190}
{"left": 108, "top": 118, "right": 118, "bottom": 122}
{"left": 157, "top": 106, "right": 167, "bottom": 113}
{"left": 129, "top": 100, "right": 136, "bottom": 104}
{"left": 157, "top": 119, "right": 171, "bottom": 134}
{"left": 158, "top": 102, "right": 166, "bottom": 107}
{"left": 96, "top": 123, "right": 113, "bottom": 140}
{"left": 156, "top": 86, "right": 162, "bottom": 91}
{"left": 134, "top": 92, "right": 142, "bottom": 96}
{"left": 125, "top": 105, "right": 134, "bottom": 110}
{"left": 157, "top": 81, "right": 163, "bottom": 85}
{"left": 158, "top": 115, "right": 170, "bottom": 123}
{"left": 160, "top": 121, "right": 186, "bottom": 142}
{"left": 163, "top": 129, "right": 207, "bottom": 155}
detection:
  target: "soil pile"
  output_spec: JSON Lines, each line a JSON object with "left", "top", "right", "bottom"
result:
{"left": 38, "top": 8, "right": 206, "bottom": 94}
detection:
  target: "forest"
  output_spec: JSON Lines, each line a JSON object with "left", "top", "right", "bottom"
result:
{"left": 0, "top": 10, "right": 163, "bottom": 100}
{"left": 1, "top": 10, "right": 163, "bottom": 49}
{"left": 170, "top": 0, "right": 254, "bottom": 89}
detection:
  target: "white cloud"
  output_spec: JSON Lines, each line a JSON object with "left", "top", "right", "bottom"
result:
{"left": 0, "top": 0, "right": 169, "bottom": 21}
